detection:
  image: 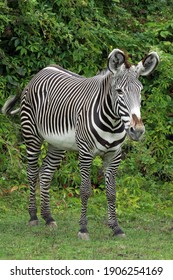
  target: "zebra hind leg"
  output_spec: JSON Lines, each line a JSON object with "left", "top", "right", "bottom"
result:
{"left": 26, "top": 140, "right": 42, "bottom": 226}
{"left": 39, "top": 145, "right": 65, "bottom": 227}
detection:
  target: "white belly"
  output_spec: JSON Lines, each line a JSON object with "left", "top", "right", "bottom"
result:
{"left": 41, "top": 129, "right": 78, "bottom": 151}
{"left": 40, "top": 128, "right": 125, "bottom": 155}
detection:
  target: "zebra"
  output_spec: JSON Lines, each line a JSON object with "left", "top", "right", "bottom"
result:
{"left": 2, "top": 49, "right": 159, "bottom": 239}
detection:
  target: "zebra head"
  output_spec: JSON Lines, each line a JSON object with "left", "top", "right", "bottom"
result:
{"left": 108, "top": 49, "right": 159, "bottom": 141}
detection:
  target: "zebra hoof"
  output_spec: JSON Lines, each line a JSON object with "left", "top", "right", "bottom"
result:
{"left": 116, "top": 232, "right": 126, "bottom": 238}
{"left": 78, "top": 232, "right": 90, "bottom": 240}
{"left": 47, "top": 221, "right": 57, "bottom": 228}
{"left": 29, "top": 220, "right": 39, "bottom": 226}
{"left": 114, "top": 228, "right": 126, "bottom": 238}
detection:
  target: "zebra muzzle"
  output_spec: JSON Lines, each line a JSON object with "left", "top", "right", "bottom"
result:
{"left": 127, "top": 114, "right": 145, "bottom": 141}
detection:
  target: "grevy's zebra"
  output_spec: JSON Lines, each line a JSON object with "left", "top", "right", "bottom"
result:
{"left": 2, "top": 49, "right": 159, "bottom": 239}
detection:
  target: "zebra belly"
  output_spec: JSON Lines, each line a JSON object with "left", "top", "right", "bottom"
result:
{"left": 40, "top": 129, "right": 78, "bottom": 151}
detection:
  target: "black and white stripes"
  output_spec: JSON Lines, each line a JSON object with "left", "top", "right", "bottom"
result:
{"left": 2, "top": 49, "right": 159, "bottom": 239}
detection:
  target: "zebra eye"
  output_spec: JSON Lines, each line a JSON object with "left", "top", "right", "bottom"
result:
{"left": 116, "top": 89, "right": 123, "bottom": 95}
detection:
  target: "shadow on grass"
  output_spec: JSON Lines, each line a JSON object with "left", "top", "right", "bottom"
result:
{"left": 0, "top": 207, "right": 173, "bottom": 260}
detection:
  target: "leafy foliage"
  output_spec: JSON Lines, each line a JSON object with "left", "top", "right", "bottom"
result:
{"left": 0, "top": 0, "right": 173, "bottom": 216}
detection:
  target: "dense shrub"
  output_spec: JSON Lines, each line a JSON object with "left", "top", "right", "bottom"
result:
{"left": 0, "top": 0, "right": 173, "bottom": 215}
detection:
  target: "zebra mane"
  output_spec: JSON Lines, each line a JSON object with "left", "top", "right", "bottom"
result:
{"left": 48, "top": 64, "right": 84, "bottom": 78}
{"left": 123, "top": 53, "right": 131, "bottom": 69}
{"left": 96, "top": 68, "right": 109, "bottom": 76}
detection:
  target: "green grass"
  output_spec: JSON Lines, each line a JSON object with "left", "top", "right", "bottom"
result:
{"left": 0, "top": 193, "right": 173, "bottom": 260}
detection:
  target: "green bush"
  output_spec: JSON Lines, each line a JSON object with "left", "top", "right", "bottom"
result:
{"left": 1, "top": 0, "right": 173, "bottom": 216}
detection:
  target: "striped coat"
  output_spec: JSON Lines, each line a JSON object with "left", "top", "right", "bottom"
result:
{"left": 2, "top": 49, "right": 159, "bottom": 239}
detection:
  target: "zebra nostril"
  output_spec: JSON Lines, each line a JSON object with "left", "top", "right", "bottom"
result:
{"left": 128, "top": 126, "right": 144, "bottom": 141}
{"left": 130, "top": 126, "right": 135, "bottom": 134}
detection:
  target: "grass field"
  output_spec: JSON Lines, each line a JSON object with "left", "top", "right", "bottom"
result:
{"left": 0, "top": 193, "right": 173, "bottom": 260}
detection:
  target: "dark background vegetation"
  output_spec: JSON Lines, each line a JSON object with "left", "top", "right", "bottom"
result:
{"left": 0, "top": 0, "right": 173, "bottom": 218}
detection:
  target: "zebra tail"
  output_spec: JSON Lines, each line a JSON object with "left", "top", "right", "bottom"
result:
{"left": 1, "top": 95, "right": 20, "bottom": 115}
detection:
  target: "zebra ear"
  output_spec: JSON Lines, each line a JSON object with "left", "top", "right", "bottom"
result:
{"left": 136, "top": 52, "right": 160, "bottom": 76}
{"left": 108, "top": 49, "right": 126, "bottom": 73}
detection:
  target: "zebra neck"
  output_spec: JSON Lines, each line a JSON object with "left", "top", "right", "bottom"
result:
{"left": 94, "top": 88, "right": 122, "bottom": 130}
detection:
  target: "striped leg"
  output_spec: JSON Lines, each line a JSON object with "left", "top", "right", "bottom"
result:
{"left": 26, "top": 138, "right": 42, "bottom": 226}
{"left": 78, "top": 151, "right": 93, "bottom": 240}
{"left": 104, "top": 150, "right": 125, "bottom": 237}
{"left": 39, "top": 145, "right": 65, "bottom": 226}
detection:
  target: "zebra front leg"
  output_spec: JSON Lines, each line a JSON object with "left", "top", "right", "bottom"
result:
{"left": 40, "top": 146, "right": 65, "bottom": 227}
{"left": 78, "top": 152, "right": 92, "bottom": 240}
{"left": 104, "top": 150, "right": 125, "bottom": 237}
